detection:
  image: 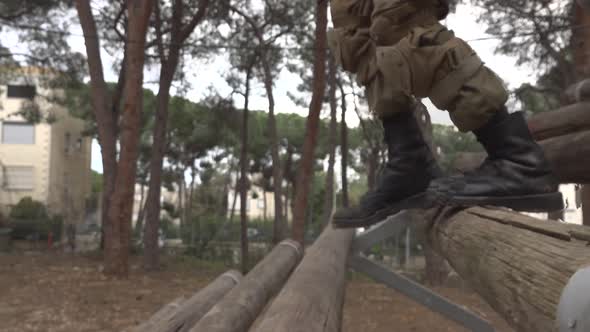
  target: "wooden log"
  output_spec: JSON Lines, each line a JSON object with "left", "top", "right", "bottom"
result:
{"left": 189, "top": 240, "right": 302, "bottom": 332}
{"left": 134, "top": 270, "right": 242, "bottom": 332}
{"left": 425, "top": 206, "right": 590, "bottom": 332}
{"left": 564, "top": 79, "right": 590, "bottom": 103}
{"left": 541, "top": 130, "right": 590, "bottom": 183}
{"left": 133, "top": 296, "right": 187, "bottom": 332}
{"left": 527, "top": 102, "right": 590, "bottom": 140}
{"left": 453, "top": 130, "right": 590, "bottom": 183}
{"left": 252, "top": 225, "right": 354, "bottom": 332}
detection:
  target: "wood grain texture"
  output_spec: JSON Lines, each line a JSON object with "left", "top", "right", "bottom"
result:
{"left": 564, "top": 79, "right": 590, "bottom": 103}
{"left": 527, "top": 102, "right": 590, "bottom": 140}
{"left": 252, "top": 225, "right": 354, "bottom": 332}
{"left": 133, "top": 270, "right": 242, "bottom": 332}
{"left": 426, "top": 206, "right": 590, "bottom": 332}
{"left": 189, "top": 240, "right": 302, "bottom": 332}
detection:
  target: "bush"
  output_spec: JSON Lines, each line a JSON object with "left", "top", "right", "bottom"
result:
{"left": 9, "top": 197, "right": 48, "bottom": 220}
{"left": 8, "top": 197, "right": 62, "bottom": 240}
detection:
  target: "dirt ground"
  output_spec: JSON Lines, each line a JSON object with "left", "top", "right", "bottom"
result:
{"left": 0, "top": 251, "right": 514, "bottom": 332}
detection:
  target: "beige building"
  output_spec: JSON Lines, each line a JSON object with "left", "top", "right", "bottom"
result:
{"left": 228, "top": 183, "right": 292, "bottom": 221}
{"left": 0, "top": 68, "right": 92, "bottom": 225}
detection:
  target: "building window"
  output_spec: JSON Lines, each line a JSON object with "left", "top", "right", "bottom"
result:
{"left": 2, "top": 122, "right": 35, "bottom": 144}
{"left": 6, "top": 85, "right": 36, "bottom": 99}
{"left": 3, "top": 166, "right": 34, "bottom": 190}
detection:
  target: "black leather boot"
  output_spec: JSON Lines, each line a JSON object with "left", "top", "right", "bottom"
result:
{"left": 333, "top": 111, "right": 442, "bottom": 228}
{"left": 428, "top": 109, "right": 563, "bottom": 212}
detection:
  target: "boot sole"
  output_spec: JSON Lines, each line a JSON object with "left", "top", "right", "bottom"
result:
{"left": 446, "top": 192, "right": 564, "bottom": 212}
{"left": 332, "top": 193, "right": 427, "bottom": 229}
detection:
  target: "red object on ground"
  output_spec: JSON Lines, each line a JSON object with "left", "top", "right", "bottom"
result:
{"left": 47, "top": 232, "right": 53, "bottom": 248}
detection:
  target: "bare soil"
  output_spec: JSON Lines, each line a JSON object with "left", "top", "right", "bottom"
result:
{"left": 0, "top": 252, "right": 514, "bottom": 332}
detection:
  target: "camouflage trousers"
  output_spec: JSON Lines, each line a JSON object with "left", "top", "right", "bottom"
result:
{"left": 328, "top": 0, "right": 508, "bottom": 132}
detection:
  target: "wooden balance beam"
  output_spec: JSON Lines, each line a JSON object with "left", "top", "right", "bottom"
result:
{"left": 423, "top": 206, "right": 590, "bottom": 332}
{"left": 189, "top": 239, "right": 302, "bottom": 332}
{"left": 252, "top": 226, "right": 354, "bottom": 332}
{"left": 134, "top": 270, "right": 242, "bottom": 332}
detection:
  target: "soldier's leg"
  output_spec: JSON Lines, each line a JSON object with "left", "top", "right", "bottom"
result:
{"left": 380, "top": 22, "right": 562, "bottom": 211}
{"left": 329, "top": 6, "right": 443, "bottom": 228}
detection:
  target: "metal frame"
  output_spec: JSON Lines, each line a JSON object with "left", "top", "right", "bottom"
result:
{"left": 348, "top": 213, "right": 495, "bottom": 332}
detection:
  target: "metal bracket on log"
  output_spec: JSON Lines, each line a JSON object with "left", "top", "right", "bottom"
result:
{"left": 557, "top": 265, "right": 590, "bottom": 332}
{"left": 348, "top": 212, "right": 495, "bottom": 332}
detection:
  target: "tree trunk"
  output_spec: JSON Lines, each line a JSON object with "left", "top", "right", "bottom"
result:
{"left": 321, "top": 57, "right": 338, "bottom": 226}
{"left": 291, "top": 0, "right": 329, "bottom": 244}
{"left": 141, "top": 0, "right": 211, "bottom": 269}
{"left": 413, "top": 103, "right": 451, "bottom": 285}
{"left": 339, "top": 86, "right": 349, "bottom": 208}
{"left": 239, "top": 66, "right": 253, "bottom": 272}
{"left": 424, "top": 206, "right": 590, "bottom": 332}
{"left": 75, "top": 0, "right": 152, "bottom": 278}
{"left": 74, "top": 0, "right": 119, "bottom": 254}
{"left": 258, "top": 56, "right": 286, "bottom": 245}
{"left": 143, "top": 55, "right": 178, "bottom": 270}
{"left": 104, "top": 0, "right": 152, "bottom": 277}
{"left": 572, "top": 3, "right": 590, "bottom": 227}
{"left": 573, "top": 2, "right": 590, "bottom": 79}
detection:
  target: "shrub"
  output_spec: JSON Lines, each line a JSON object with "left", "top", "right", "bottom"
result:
{"left": 8, "top": 197, "right": 61, "bottom": 240}
{"left": 9, "top": 197, "right": 48, "bottom": 220}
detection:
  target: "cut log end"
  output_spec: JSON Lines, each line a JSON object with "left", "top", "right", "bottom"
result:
{"left": 423, "top": 205, "right": 590, "bottom": 332}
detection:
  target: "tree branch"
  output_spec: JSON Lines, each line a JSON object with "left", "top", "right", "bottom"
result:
{"left": 179, "top": 0, "right": 210, "bottom": 42}
{"left": 153, "top": 0, "right": 167, "bottom": 62}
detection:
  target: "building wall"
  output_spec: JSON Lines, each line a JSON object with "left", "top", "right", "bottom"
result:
{"left": 228, "top": 185, "right": 292, "bottom": 221}
{"left": 46, "top": 105, "right": 92, "bottom": 225}
{"left": 0, "top": 74, "right": 92, "bottom": 225}
{"left": 0, "top": 87, "right": 51, "bottom": 213}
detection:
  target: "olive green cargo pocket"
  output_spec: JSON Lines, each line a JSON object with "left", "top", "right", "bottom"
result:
{"left": 328, "top": 27, "right": 374, "bottom": 74}
{"left": 367, "top": 45, "right": 413, "bottom": 117}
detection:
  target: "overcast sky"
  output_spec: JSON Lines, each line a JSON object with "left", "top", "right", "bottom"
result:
{"left": 2, "top": 3, "right": 539, "bottom": 173}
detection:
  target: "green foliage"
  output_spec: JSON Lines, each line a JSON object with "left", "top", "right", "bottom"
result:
{"left": 514, "top": 66, "right": 565, "bottom": 114}
{"left": 9, "top": 197, "right": 48, "bottom": 220}
{"left": 8, "top": 197, "right": 62, "bottom": 240}
{"left": 470, "top": 0, "right": 574, "bottom": 111}
{"left": 433, "top": 124, "right": 482, "bottom": 171}
{"left": 161, "top": 216, "right": 180, "bottom": 239}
